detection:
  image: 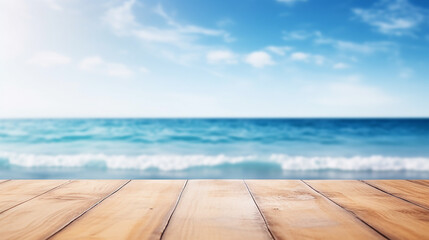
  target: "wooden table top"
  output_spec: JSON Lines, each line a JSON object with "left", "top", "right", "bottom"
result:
{"left": 0, "top": 179, "right": 428, "bottom": 240}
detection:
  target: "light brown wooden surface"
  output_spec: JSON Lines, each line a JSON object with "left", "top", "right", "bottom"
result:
{"left": 0, "top": 180, "right": 69, "bottom": 213}
{"left": 161, "top": 180, "right": 273, "bottom": 240}
{"left": 0, "top": 180, "right": 429, "bottom": 240}
{"left": 51, "top": 180, "right": 186, "bottom": 240}
{"left": 0, "top": 180, "right": 127, "bottom": 240}
{"left": 306, "top": 180, "right": 429, "bottom": 240}
{"left": 365, "top": 180, "right": 429, "bottom": 209}
{"left": 246, "top": 180, "right": 383, "bottom": 240}
{"left": 409, "top": 179, "right": 429, "bottom": 187}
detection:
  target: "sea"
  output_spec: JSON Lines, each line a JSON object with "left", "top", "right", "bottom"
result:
{"left": 0, "top": 118, "right": 428, "bottom": 179}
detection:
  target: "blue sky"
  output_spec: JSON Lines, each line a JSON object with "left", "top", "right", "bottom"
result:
{"left": 1, "top": 0, "right": 428, "bottom": 117}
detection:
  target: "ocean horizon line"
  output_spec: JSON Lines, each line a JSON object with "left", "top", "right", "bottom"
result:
{"left": 1, "top": 117, "right": 429, "bottom": 120}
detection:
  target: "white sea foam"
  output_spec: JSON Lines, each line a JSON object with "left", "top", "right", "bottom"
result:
{"left": 0, "top": 152, "right": 255, "bottom": 171}
{"left": 1, "top": 152, "right": 429, "bottom": 171}
{"left": 270, "top": 154, "right": 429, "bottom": 171}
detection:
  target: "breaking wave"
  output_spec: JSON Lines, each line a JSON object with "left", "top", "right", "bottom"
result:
{"left": 1, "top": 152, "right": 429, "bottom": 171}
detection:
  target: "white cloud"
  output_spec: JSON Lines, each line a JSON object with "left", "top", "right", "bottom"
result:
{"left": 277, "top": 0, "right": 307, "bottom": 5}
{"left": 104, "top": 0, "right": 137, "bottom": 33}
{"left": 333, "top": 62, "right": 349, "bottom": 69}
{"left": 206, "top": 50, "right": 237, "bottom": 64}
{"left": 313, "top": 55, "right": 325, "bottom": 65}
{"left": 353, "top": 0, "right": 426, "bottom": 36}
{"left": 265, "top": 46, "right": 292, "bottom": 56}
{"left": 335, "top": 41, "right": 376, "bottom": 54}
{"left": 290, "top": 52, "right": 309, "bottom": 61}
{"left": 315, "top": 35, "right": 393, "bottom": 54}
{"left": 290, "top": 52, "right": 326, "bottom": 65}
{"left": 132, "top": 28, "right": 185, "bottom": 44}
{"left": 283, "top": 31, "right": 308, "bottom": 40}
{"left": 282, "top": 30, "right": 320, "bottom": 40}
{"left": 154, "top": 4, "right": 234, "bottom": 42}
{"left": 104, "top": 1, "right": 233, "bottom": 48}
{"left": 279, "top": 30, "right": 395, "bottom": 56}
{"left": 103, "top": 1, "right": 234, "bottom": 66}
{"left": 79, "top": 56, "right": 133, "bottom": 78}
{"left": 106, "top": 63, "right": 133, "bottom": 78}
{"left": 28, "top": 51, "right": 71, "bottom": 67}
{"left": 337, "top": 40, "right": 393, "bottom": 54}
{"left": 245, "top": 51, "right": 275, "bottom": 68}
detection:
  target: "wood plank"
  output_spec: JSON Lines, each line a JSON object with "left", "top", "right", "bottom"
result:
{"left": 0, "top": 180, "right": 127, "bottom": 240}
{"left": 306, "top": 180, "right": 429, "bottom": 240}
{"left": 409, "top": 180, "right": 429, "bottom": 188}
{"left": 0, "top": 180, "right": 9, "bottom": 184}
{"left": 0, "top": 180, "right": 69, "bottom": 214}
{"left": 162, "top": 180, "right": 273, "bottom": 240}
{"left": 365, "top": 180, "right": 429, "bottom": 209}
{"left": 51, "top": 180, "right": 186, "bottom": 240}
{"left": 246, "top": 180, "right": 384, "bottom": 240}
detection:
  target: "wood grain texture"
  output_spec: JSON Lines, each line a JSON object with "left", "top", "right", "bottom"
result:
{"left": 0, "top": 180, "right": 127, "bottom": 240}
{"left": 162, "top": 180, "right": 273, "bottom": 240}
{"left": 246, "top": 180, "right": 383, "bottom": 240}
{"left": 306, "top": 180, "right": 429, "bottom": 240}
{"left": 409, "top": 180, "right": 429, "bottom": 187}
{"left": 0, "top": 180, "right": 69, "bottom": 213}
{"left": 365, "top": 180, "right": 429, "bottom": 209}
{"left": 51, "top": 180, "right": 186, "bottom": 240}
{"left": 0, "top": 180, "right": 9, "bottom": 184}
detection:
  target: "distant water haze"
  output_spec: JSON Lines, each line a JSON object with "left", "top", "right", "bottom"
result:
{"left": 0, "top": 119, "right": 428, "bottom": 179}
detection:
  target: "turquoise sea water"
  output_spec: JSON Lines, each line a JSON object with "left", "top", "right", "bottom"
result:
{"left": 0, "top": 119, "right": 428, "bottom": 179}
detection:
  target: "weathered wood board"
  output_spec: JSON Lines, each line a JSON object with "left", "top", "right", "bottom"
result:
{"left": 246, "top": 180, "right": 383, "bottom": 240}
{"left": 0, "top": 180, "right": 428, "bottom": 240}
{"left": 306, "top": 180, "right": 429, "bottom": 240}
{"left": 51, "top": 180, "right": 186, "bottom": 240}
{"left": 161, "top": 180, "right": 273, "bottom": 240}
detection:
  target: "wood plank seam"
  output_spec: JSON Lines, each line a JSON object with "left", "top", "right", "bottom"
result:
{"left": 161, "top": 180, "right": 273, "bottom": 240}
{"left": 301, "top": 180, "right": 390, "bottom": 240}
{"left": 46, "top": 180, "right": 132, "bottom": 240}
{"left": 406, "top": 179, "right": 429, "bottom": 188}
{"left": 0, "top": 180, "right": 73, "bottom": 215}
{"left": 0, "top": 180, "right": 10, "bottom": 185}
{"left": 362, "top": 180, "right": 429, "bottom": 211}
{"left": 243, "top": 180, "right": 276, "bottom": 240}
{"left": 160, "top": 179, "right": 189, "bottom": 240}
